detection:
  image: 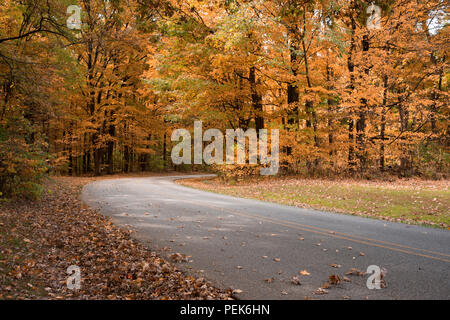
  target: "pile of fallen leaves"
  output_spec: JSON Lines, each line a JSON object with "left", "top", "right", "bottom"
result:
{"left": 0, "top": 177, "right": 231, "bottom": 300}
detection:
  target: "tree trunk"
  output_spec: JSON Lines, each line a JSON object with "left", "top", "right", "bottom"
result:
{"left": 356, "top": 35, "right": 370, "bottom": 171}
{"left": 94, "top": 147, "right": 103, "bottom": 176}
{"left": 249, "top": 67, "right": 264, "bottom": 134}
{"left": 163, "top": 132, "right": 167, "bottom": 171}
{"left": 326, "top": 63, "right": 336, "bottom": 165}
{"left": 286, "top": 32, "right": 300, "bottom": 158}
{"left": 380, "top": 75, "right": 388, "bottom": 171}
{"left": 347, "top": 0, "right": 357, "bottom": 171}
{"left": 107, "top": 116, "right": 115, "bottom": 175}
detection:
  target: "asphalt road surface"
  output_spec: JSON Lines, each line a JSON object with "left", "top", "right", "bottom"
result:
{"left": 82, "top": 175, "right": 450, "bottom": 300}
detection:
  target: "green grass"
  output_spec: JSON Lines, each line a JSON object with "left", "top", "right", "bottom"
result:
{"left": 179, "top": 178, "right": 450, "bottom": 228}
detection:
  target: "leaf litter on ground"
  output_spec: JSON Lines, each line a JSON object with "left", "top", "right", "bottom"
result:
{"left": 0, "top": 177, "right": 231, "bottom": 300}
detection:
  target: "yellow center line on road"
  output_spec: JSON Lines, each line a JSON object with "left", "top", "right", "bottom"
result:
{"left": 180, "top": 199, "right": 450, "bottom": 264}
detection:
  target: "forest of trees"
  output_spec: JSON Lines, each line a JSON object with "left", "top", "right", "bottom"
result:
{"left": 0, "top": 0, "right": 448, "bottom": 198}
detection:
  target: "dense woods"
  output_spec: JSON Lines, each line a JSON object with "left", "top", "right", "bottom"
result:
{"left": 0, "top": 0, "right": 448, "bottom": 198}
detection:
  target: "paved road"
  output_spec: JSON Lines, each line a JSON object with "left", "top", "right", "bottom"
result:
{"left": 82, "top": 175, "right": 450, "bottom": 300}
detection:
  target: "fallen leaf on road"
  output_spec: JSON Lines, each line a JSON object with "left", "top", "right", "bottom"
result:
{"left": 314, "top": 288, "right": 328, "bottom": 295}
{"left": 328, "top": 274, "right": 341, "bottom": 285}
{"left": 321, "top": 282, "right": 331, "bottom": 289}
{"left": 290, "top": 276, "right": 301, "bottom": 285}
{"left": 169, "top": 253, "right": 189, "bottom": 263}
{"left": 299, "top": 270, "right": 310, "bottom": 276}
{"left": 345, "top": 268, "right": 365, "bottom": 276}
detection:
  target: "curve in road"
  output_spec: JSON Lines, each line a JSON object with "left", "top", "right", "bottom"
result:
{"left": 82, "top": 175, "right": 450, "bottom": 300}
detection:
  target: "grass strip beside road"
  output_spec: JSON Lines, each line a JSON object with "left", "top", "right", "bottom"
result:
{"left": 178, "top": 177, "right": 450, "bottom": 229}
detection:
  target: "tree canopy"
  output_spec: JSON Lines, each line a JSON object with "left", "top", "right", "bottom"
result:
{"left": 0, "top": 0, "right": 448, "bottom": 198}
